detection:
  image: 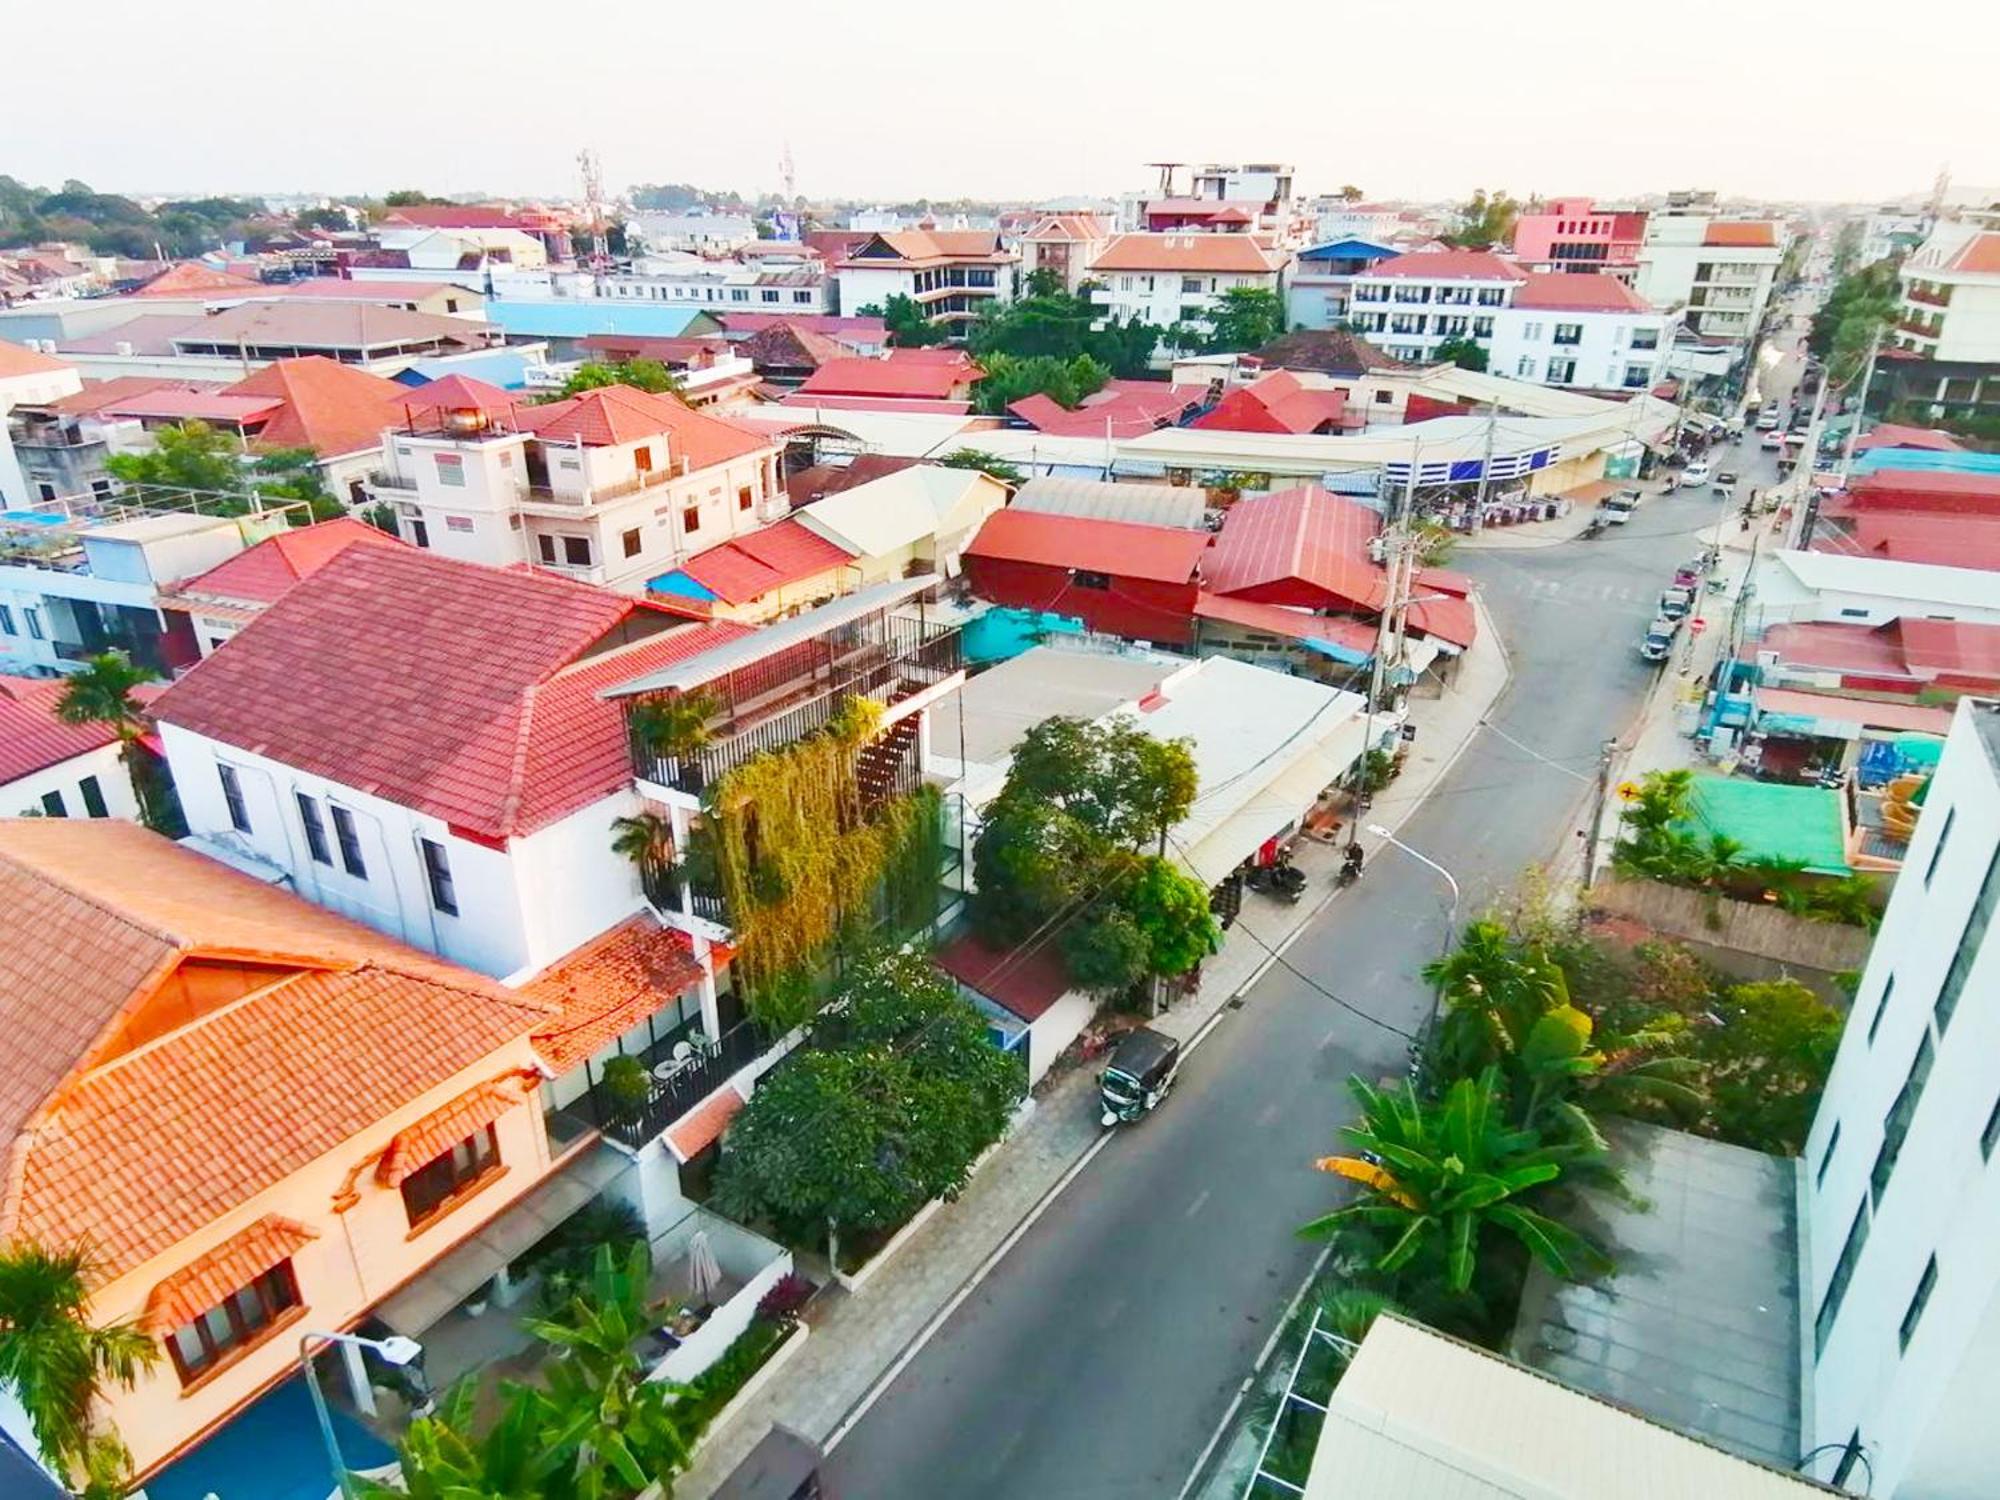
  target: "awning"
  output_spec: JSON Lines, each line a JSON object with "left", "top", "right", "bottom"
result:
{"left": 377, "top": 1078, "right": 529, "bottom": 1188}
{"left": 374, "top": 1142, "right": 629, "bottom": 1336}
{"left": 666, "top": 1083, "right": 747, "bottom": 1164}
{"left": 1177, "top": 712, "right": 1370, "bottom": 887}
{"left": 146, "top": 1216, "right": 317, "bottom": 1334}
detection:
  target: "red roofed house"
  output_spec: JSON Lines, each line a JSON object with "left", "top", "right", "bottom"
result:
{"left": 1634, "top": 205, "right": 1786, "bottom": 350}
{"left": 1192, "top": 370, "right": 1354, "bottom": 434}
{"left": 1086, "top": 234, "right": 1287, "bottom": 342}
{"left": 1884, "top": 218, "right": 2000, "bottom": 416}
{"left": 962, "top": 506, "right": 1212, "bottom": 644}
{"left": 833, "top": 230, "right": 1018, "bottom": 334}
{"left": 1750, "top": 618, "right": 2000, "bottom": 701}
{"left": 0, "top": 340, "right": 83, "bottom": 507}
{"left": 363, "top": 381, "right": 785, "bottom": 593}
{"left": 0, "top": 674, "right": 161, "bottom": 820}
{"left": 1008, "top": 379, "right": 1201, "bottom": 438}
{"left": 1488, "top": 273, "right": 1675, "bottom": 392}
{"left": 1018, "top": 213, "right": 1113, "bottom": 295}
{"left": 154, "top": 516, "right": 406, "bottom": 657}
{"left": 795, "top": 351, "right": 980, "bottom": 404}
{"left": 1346, "top": 249, "right": 1527, "bottom": 365}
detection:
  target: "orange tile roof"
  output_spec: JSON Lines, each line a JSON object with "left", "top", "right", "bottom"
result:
{"left": 221, "top": 356, "right": 411, "bottom": 457}
{"left": 377, "top": 1078, "right": 529, "bottom": 1187}
{"left": 143, "top": 1216, "right": 316, "bottom": 1334}
{"left": 46, "top": 376, "right": 207, "bottom": 417}
{"left": 514, "top": 384, "right": 775, "bottom": 467}
{"left": 1949, "top": 232, "right": 2000, "bottom": 275}
{"left": 163, "top": 517, "right": 404, "bottom": 607}
{"left": 0, "top": 675, "right": 148, "bottom": 786}
{"left": 0, "top": 341, "right": 71, "bottom": 379}
{"left": 666, "top": 1084, "right": 745, "bottom": 1164}
{"left": 1087, "top": 234, "right": 1285, "bottom": 275}
{"left": 799, "top": 358, "right": 966, "bottom": 401}
{"left": 525, "top": 915, "right": 707, "bottom": 1073}
{"left": 0, "top": 820, "right": 553, "bottom": 1278}
{"left": 1702, "top": 221, "right": 1778, "bottom": 249}
{"left": 132, "top": 262, "right": 267, "bottom": 299}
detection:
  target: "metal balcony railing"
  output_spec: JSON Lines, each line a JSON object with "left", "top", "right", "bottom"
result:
{"left": 596, "top": 1023, "right": 767, "bottom": 1151}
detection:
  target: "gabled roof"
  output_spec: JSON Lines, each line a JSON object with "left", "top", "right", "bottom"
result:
{"left": 1192, "top": 371, "right": 1348, "bottom": 435}
{"left": 1947, "top": 232, "right": 2000, "bottom": 275}
{"left": 0, "top": 818, "right": 553, "bottom": 1277}
{"left": 514, "top": 384, "right": 773, "bottom": 466}
{"left": 0, "top": 341, "right": 72, "bottom": 381}
{"left": 398, "top": 372, "right": 516, "bottom": 415}
{"left": 668, "top": 518, "right": 857, "bottom": 606}
{"left": 1022, "top": 214, "right": 1112, "bottom": 242}
{"left": 1204, "top": 485, "right": 1386, "bottom": 608}
{"left": 738, "top": 320, "right": 850, "bottom": 372}
{"left": 46, "top": 376, "right": 207, "bottom": 417}
{"left": 797, "top": 465, "right": 1007, "bottom": 558}
{"left": 963, "top": 507, "right": 1210, "bottom": 584}
{"left": 152, "top": 545, "right": 749, "bottom": 839}
{"left": 0, "top": 675, "right": 162, "bottom": 786}
{"left": 172, "top": 301, "right": 488, "bottom": 354}
{"left": 131, "top": 261, "right": 267, "bottom": 298}
{"left": 1703, "top": 221, "right": 1778, "bottom": 248}
{"left": 1254, "top": 328, "right": 1407, "bottom": 376}
{"left": 838, "top": 230, "right": 1012, "bottom": 267}
{"left": 220, "top": 356, "right": 410, "bottom": 456}
{"left": 1360, "top": 249, "right": 1526, "bottom": 282}
{"left": 1510, "top": 273, "right": 1655, "bottom": 313}
{"left": 164, "top": 517, "right": 404, "bottom": 607}
{"left": 799, "top": 357, "right": 969, "bottom": 401}
{"left": 524, "top": 914, "right": 706, "bottom": 1072}
{"left": 1086, "top": 234, "right": 1285, "bottom": 274}
{"left": 1007, "top": 381, "right": 1197, "bottom": 438}
{"left": 1851, "top": 422, "right": 1963, "bottom": 454}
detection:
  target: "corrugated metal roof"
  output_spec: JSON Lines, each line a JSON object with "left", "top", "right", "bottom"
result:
{"left": 963, "top": 507, "right": 1211, "bottom": 583}
{"left": 1011, "top": 476, "right": 1208, "bottom": 530}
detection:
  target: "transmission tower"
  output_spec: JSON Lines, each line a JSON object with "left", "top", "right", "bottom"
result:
{"left": 780, "top": 141, "right": 796, "bottom": 204}
{"left": 578, "top": 147, "right": 610, "bottom": 284}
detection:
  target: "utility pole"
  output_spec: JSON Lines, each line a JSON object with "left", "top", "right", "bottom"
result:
{"left": 1349, "top": 441, "right": 1419, "bottom": 859}
{"left": 1836, "top": 322, "right": 1885, "bottom": 488}
{"left": 1583, "top": 737, "right": 1617, "bottom": 886}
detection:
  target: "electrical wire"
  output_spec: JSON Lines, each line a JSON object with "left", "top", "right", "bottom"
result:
{"left": 1473, "top": 719, "right": 1600, "bottom": 783}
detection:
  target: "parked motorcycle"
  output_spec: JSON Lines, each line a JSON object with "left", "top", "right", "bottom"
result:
{"left": 1247, "top": 858, "right": 1306, "bottom": 903}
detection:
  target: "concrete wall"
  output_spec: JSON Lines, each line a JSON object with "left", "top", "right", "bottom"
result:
{"left": 1027, "top": 988, "right": 1096, "bottom": 1086}
{"left": 1, "top": 741, "right": 142, "bottom": 821}
{"left": 1589, "top": 877, "right": 1874, "bottom": 982}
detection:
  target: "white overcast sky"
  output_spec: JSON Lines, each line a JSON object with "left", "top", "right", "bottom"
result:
{"left": 7, "top": 0, "right": 1993, "bottom": 205}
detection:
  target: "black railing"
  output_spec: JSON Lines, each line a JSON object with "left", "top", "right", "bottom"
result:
{"left": 598, "top": 1023, "right": 767, "bottom": 1151}
{"left": 640, "top": 861, "right": 682, "bottom": 914}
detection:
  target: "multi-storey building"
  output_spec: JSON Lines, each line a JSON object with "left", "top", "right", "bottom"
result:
{"left": 1887, "top": 218, "right": 2000, "bottom": 419}
{"left": 604, "top": 260, "right": 829, "bottom": 317}
{"left": 1283, "top": 239, "right": 1399, "bottom": 330}
{"left": 0, "top": 341, "right": 81, "bottom": 507}
{"left": 1634, "top": 208, "right": 1786, "bottom": 349}
{"left": 1864, "top": 205, "right": 1933, "bottom": 267}
{"left": 1488, "top": 274, "right": 1675, "bottom": 393}
{"left": 1086, "top": 234, "right": 1287, "bottom": 340}
{"left": 364, "top": 379, "right": 785, "bottom": 593}
{"left": 1344, "top": 250, "right": 1525, "bottom": 364}
{"left": 1509, "top": 197, "right": 1647, "bottom": 280}
{"left": 833, "top": 231, "right": 1017, "bottom": 333}
{"left": 1017, "top": 215, "right": 1113, "bottom": 295}
{"left": 1801, "top": 697, "right": 2000, "bottom": 1497}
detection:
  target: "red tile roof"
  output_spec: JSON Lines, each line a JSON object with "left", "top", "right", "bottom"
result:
{"left": 46, "top": 376, "right": 207, "bottom": 417}
{"left": 1703, "top": 222, "right": 1778, "bottom": 249}
{"left": 221, "top": 356, "right": 410, "bottom": 456}
{"left": 1023, "top": 214, "right": 1112, "bottom": 242}
{"left": 524, "top": 915, "right": 706, "bottom": 1073}
{"left": 964, "top": 507, "right": 1212, "bottom": 584}
{"left": 380, "top": 205, "right": 554, "bottom": 231}
{"left": 515, "top": 384, "right": 773, "bottom": 467}
{"left": 672, "top": 519, "right": 856, "bottom": 606}
{"left": 152, "top": 545, "right": 749, "bottom": 839}
{"left": 0, "top": 675, "right": 157, "bottom": 786}
{"left": 131, "top": 262, "right": 267, "bottom": 298}
{"left": 837, "top": 230, "right": 1012, "bottom": 267}
{"left": 0, "top": 819, "right": 552, "bottom": 1277}
{"left": 143, "top": 1215, "right": 317, "bottom": 1333}
{"left": 716, "top": 312, "right": 886, "bottom": 343}
{"left": 1191, "top": 593, "right": 1380, "bottom": 656}
{"left": 0, "top": 341, "right": 71, "bottom": 379}
{"left": 1362, "top": 250, "right": 1526, "bottom": 282}
{"left": 1007, "top": 382, "right": 1195, "bottom": 438}
{"left": 666, "top": 1083, "right": 746, "bottom": 1164}
{"left": 1510, "top": 273, "right": 1655, "bottom": 313}
{"left": 1192, "top": 372, "right": 1349, "bottom": 435}
{"left": 737, "top": 322, "right": 850, "bottom": 373}
{"left": 777, "top": 393, "right": 971, "bottom": 416}
{"left": 165, "top": 517, "right": 404, "bottom": 606}
{"left": 377, "top": 1077, "right": 529, "bottom": 1186}
{"left": 1850, "top": 423, "right": 1963, "bottom": 454}
{"left": 1087, "top": 234, "right": 1285, "bottom": 275}
{"left": 1205, "top": 486, "right": 1386, "bottom": 609}
{"left": 1948, "top": 232, "right": 2000, "bottom": 275}
{"left": 399, "top": 373, "right": 517, "bottom": 415}
{"left": 798, "top": 358, "right": 968, "bottom": 401}
{"left": 934, "top": 930, "right": 1072, "bottom": 1023}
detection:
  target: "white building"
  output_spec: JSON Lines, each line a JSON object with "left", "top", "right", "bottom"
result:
{"left": 1895, "top": 219, "right": 2000, "bottom": 366}
{"left": 1489, "top": 273, "right": 1675, "bottom": 393}
{"left": 0, "top": 342, "right": 82, "bottom": 508}
{"left": 625, "top": 213, "right": 759, "bottom": 256}
{"left": 0, "top": 675, "right": 148, "bottom": 821}
{"left": 1864, "top": 205, "right": 1932, "bottom": 267}
{"left": 366, "top": 381, "right": 785, "bottom": 593}
{"left": 376, "top": 225, "right": 550, "bottom": 272}
{"left": 1634, "top": 212, "right": 1786, "bottom": 347}
{"left": 832, "top": 231, "right": 1018, "bottom": 333}
{"left": 1346, "top": 249, "right": 1525, "bottom": 364}
{"left": 1801, "top": 698, "right": 2000, "bottom": 1497}
{"left": 1747, "top": 551, "right": 2000, "bottom": 634}
{"left": 1085, "top": 234, "right": 1287, "bottom": 338}
{"left": 1017, "top": 215, "right": 1113, "bottom": 295}
{"left": 604, "top": 260, "right": 828, "bottom": 316}
{"left": 1311, "top": 202, "right": 1415, "bottom": 245}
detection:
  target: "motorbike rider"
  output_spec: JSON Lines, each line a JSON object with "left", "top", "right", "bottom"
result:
{"left": 1341, "top": 843, "right": 1365, "bottom": 884}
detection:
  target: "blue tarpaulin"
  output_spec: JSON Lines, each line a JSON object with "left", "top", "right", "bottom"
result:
{"left": 1848, "top": 449, "right": 2000, "bottom": 478}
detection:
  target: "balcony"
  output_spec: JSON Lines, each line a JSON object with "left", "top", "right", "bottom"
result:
{"left": 1907, "top": 284, "right": 1951, "bottom": 308}
{"left": 596, "top": 1022, "right": 767, "bottom": 1151}
{"left": 367, "top": 467, "right": 419, "bottom": 493}
{"left": 527, "top": 463, "right": 682, "bottom": 507}
{"left": 1897, "top": 317, "right": 1940, "bottom": 342}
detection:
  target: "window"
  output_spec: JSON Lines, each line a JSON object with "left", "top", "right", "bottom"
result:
{"left": 296, "top": 793, "right": 331, "bottom": 865}
{"left": 330, "top": 805, "right": 367, "bottom": 879}
{"left": 409, "top": 519, "right": 430, "bottom": 549}
{"left": 165, "top": 1260, "right": 301, "bottom": 1386}
{"left": 401, "top": 1124, "right": 499, "bottom": 1227}
{"left": 621, "top": 527, "right": 643, "bottom": 559}
{"left": 760, "top": 289, "right": 780, "bottom": 303}
{"left": 538, "top": 534, "right": 558, "bottom": 564}
{"left": 1899, "top": 1255, "right": 1938, "bottom": 1351}
{"left": 1472, "top": 316, "right": 1494, "bottom": 337}
{"left": 420, "top": 837, "right": 458, "bottom": 916}
{"left": 1521, "top": 321, "right": 1543, "bottom": 341}
{"left": 1870, "top": 1030, "right": 1935, "bottom": 1204}
{"left": 1516, "top": 357, "right": 1537, "bottom": 378}
{"left": 1815, "top": 1122, "right": 1841, "bottom": 1186}
{"left": 1815, "top": 1201, "right": 1869, "bottom": 1354}
{"left": 444, "top": 515, "right": 473, "bottom": 533}
{"left": 24, "top": 608, "right": 42, "bottom": 641}
{"left": 730, "top": 288, "right": 749, "bottom": 303}
{"left": 1374, "top": 389, "right": 1393, "bottom": 405}
{"left": 219, "top": 764, "right": 251, "bottom": 833}
{"left": 1630, "top": 329, "right": 1659, "bottom": 350}
{"left": 737, "top": 485, "right": 754, "bottom": 511}
{"left": 1181, "top": 277, "right": 1203, "bottom": 294}
{"left": 1547, "top": 358, "right": 1577, "bottom": 385}
{"left": 79, "top": 775, "right": 107, "bottom": 819}
{"left": 682, "top": 506, "right": 701, "bottom": 535}
{"left": 562, "top": 536, "right": 591, "bottom": 567}
{"left": 634, "top": 445, "right": 654, "bottom": 473}
{"left": 435, "top": 454, "right": 465, "bottom": 487}
{"left": 1934, "top": 845, "right": 1999, "bottom": 1035}
{"left": 1837, "top": 606, "right": 1871, "bottom": 619}
{"left": 39, "top": 789, "right": 65, "bottom": 817}
{"left": 793, "top": 290, "right": 812, "bottom": 304}
{"left": 1867, "top": 974, "right": 1893, "bottom": 1043}
{"left": 1923, "top": 806, "right": 1956, "bottom": 886}
{"left": 0, "top": 606, "right": 13, "bottom": 635}
{"left": 1072, "top": 569, "right": 1111, "bottom": 590}
{"left": 1553, "top": 322, "right": 1583, "bottom": 345}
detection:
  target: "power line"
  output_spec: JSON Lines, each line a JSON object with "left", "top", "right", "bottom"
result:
{"left": 1473, "top": 719, "right": 1599, "bottom": 783}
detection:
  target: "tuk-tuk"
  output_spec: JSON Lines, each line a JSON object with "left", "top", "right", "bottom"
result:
{"left": 1100, "top": 1027, "right": 1182, "bottom": 1128}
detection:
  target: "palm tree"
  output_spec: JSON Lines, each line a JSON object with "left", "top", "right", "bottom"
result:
{"left": 1302, "top": 1069, "right": 1609, "bottom": 1295}
{"left": 54, "top": 651, "right": 161, "bottom": 828}
{"left": 1422, "top": 920, "right": 1565, "bottom": 1081}
{"left": 0, "top": 1242, "right": 157, "bottom": 1488}
{"left": 610, "top": 810, "right": 676, "bottom": 888}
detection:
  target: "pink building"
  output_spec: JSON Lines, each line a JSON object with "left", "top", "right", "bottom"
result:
{"left": 1510, "top": 198, "right": 1646, "bottom": 280}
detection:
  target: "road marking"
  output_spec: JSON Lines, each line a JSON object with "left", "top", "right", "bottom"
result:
{"left": 1184, "top": 1189, "right": 1212, "bottom": 1219}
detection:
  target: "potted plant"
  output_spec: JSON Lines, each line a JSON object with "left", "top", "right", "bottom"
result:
{"left": 600, "top": 1054, "right": 655, "bottom": 1125}
{"left": 631, "top": 690, "right": 718, "bottom": 761}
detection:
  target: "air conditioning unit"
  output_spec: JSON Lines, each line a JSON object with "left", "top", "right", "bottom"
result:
{"left": 1756, "top": 650, "right": 1779, "bottom": 669}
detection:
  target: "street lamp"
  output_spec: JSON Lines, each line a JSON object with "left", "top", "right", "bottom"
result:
{"left": 300, "top": 1330, "right": 423, "bottom": 1500}
{"left": 1366, "top": 824, "right": 1463, "bottom": 1062}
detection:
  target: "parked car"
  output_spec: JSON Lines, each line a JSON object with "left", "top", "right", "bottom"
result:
{"left": 1761, "top": 429, "right": 1785, "bottom": 450}
{"left": 1756, "top": 410, "right": 1782, "bottom": 431}
{"left": 1658, "top": 586, "right": 1696, "bottom": 621}
{"left": 1639, "top": 618, "right": 1678, "bottom": 662}
{"left": 1601, "top": 490, "right": 1641, "bottom": 524}
{"left": 1681, "top": 460, "right": 1712, "bottom": 488}
{"left": 1713, "top": 468, "right": 1739, "bottom": 495}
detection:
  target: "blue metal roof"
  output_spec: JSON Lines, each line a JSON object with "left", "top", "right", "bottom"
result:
{"left": 647, "top": 570, "right": 718, "bottom": 602}
{"left": 1296, "top": 238, "right": 1399, "bottom": 262}
{"left": 394, "top": 348, "right": 542, "bottom": 390}
{"left": 1849, "top": 448, "right": 2000, "bottom": 478}
{"left": 486, "top": 299, "right": 716, "bottom": 340}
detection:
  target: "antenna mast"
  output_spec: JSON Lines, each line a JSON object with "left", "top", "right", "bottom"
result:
{"left": 578, "top": 147, "right": 610, "bottom": 287}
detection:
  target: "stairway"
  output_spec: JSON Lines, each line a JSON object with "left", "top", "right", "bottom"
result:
{"left": 855, "top": 713, "right": 922, "bottom": 812}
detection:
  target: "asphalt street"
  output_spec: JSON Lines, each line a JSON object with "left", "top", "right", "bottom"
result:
{"left": 823, "top": 401, "right": 1806, "bottom": 1498}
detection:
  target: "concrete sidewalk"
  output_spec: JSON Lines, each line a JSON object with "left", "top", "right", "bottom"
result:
{"left": 670, "top": 602, "right": 1513, "bottom": 1497}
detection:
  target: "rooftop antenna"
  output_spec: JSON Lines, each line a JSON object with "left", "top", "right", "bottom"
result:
{"left": 780, "top": 141, "right": 797, "bottom": 205}
{"left": 1147, "top": 162, "right": 1185, "bottom": 198}
{"left": 578, "top": 147, "right": 610, "bottom": 288}
{"left": 1924, "top": 163, "right": 1950, "bottom": 232}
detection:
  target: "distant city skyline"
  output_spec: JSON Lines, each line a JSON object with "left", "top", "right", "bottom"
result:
{"left": 4, "top": 0, "right": 1994, "bottom": 208}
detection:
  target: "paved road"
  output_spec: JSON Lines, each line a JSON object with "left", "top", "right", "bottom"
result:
{"left": 822, "top": 484, "right": 1760, "bottom": 1499}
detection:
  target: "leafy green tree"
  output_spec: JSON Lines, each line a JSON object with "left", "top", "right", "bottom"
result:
{"left": 1200, "top": 287, "right": 1286, "bottom": 352}
{"left": 103, "top": 420, "right": 244, "bottom": 502}
{"left": 1689, "top": 979, "right": 1842, "bottom": 1154}
{"left": 1446, "top": 189, "right": 1519, "bottom": 250}
{"left": 969, "top": 796, "right": 1097, "bottom": 943}
{"left": 382, "top": 189, "right": 442, "bottom": 208}
{"left": 1060, "top": 905, "right": 1151, "bottom": 997}
{"left": 1337, "top": 185, "right": 1365, "bottom": 203}
{"left": 55, "top": 650, "right": 163, "bottom": 829}
{"left": 881, "top": 293, "right": 948, "bottom": 348}
{"left": 1022, "top": 267, "right": 1066, "bottom": 298}
{"left": 1121, "top": 854, "right": 1220, "bottom": 976}
{"left": 1810, "top": 260, "right": 1900, "bottom": 386}
{"left": 936, "top": 448, "right": 1024, "bottom": 485}
{"left": 1303, "top": 1068, "right": 1609, "bottom": 1295}
{"left": 973, "top": 351, "right": 1110, "bottom": 415}
{"left": 1431, "top": 335, "right": 1489, "bottom": 372}
{"left": 1828, "top": 220, "right": 1863, "bottom": 278}
{"left": 997, "top": 716, "right": 1198, "bottom": 851}
{"left": 249, "top": 447, "right": 343, "bottom": 521}
{"left": 548, "top": 358, "right": 686, "bottom": 401}
{"left": 0, "top": 1242, "right": 157, "bottom": 1492}
{"left": 294, "top": 205, "right": 352, "bottom": 233}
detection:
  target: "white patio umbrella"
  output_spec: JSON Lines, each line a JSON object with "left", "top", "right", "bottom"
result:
{"left": 686, "top": 1229, "right": 723, "bottom": 1304}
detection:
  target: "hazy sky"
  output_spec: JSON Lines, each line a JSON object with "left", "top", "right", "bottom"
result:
{"left": 7, "top": 0, "right": 1993, "bottom": 206}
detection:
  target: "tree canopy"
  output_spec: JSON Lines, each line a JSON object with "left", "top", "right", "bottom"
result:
{"left": 965, "top": 285, "right": 1162, "bottom": 379}
{"left": 935, "top": 448, "right": 1024, "bottom": 485}
{"left": 973, "top": 352, "right": 1110, "bottom": 415}
{"left": 1445, "top": 189, "right": 1519, "bottom": 250}
{"left": 1171, "top": 287, "right": 1286, "bottom": 355}
{"left": 544, "top": 357, "right": 686, "bottom": 401}
{"left": 880, "top": 293, "right": 949, "bottom": 348}
{"left": 1810, "top": 259, "right": 1900, "bottom": 386}
{"left": 103, "top": 421, "right": 342, "bottom": 521}
{"left": 1431, "top": 335, "right": 1489, "bottom": 372}
{"left": 1, "top": 177, "right": 271, "bottom": 257}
